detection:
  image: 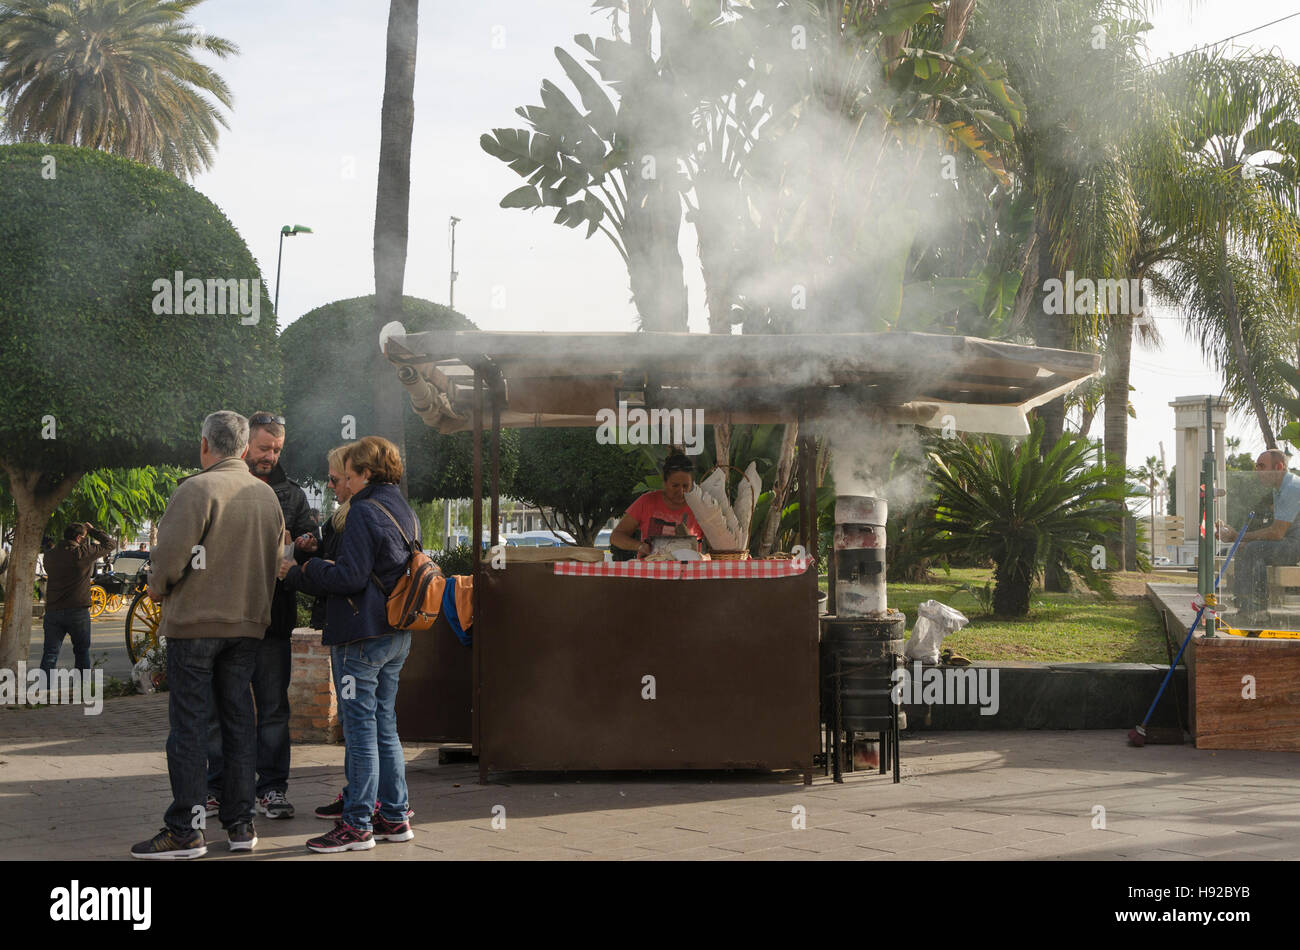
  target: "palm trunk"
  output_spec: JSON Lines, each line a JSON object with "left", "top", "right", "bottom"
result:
{"left": 758, "top": 422, "right": 799, "bottom": 555}
{"left": 1103, "top": 311, "right": 1134, "bottom": 572}
{"left": 373, "top": 0, "right": 419, "bottom": 492}
{"left": 621, "top": 0, "right": 687, "bottom": 332}
{"left": 993, "top": 553, "right": 1033, "bottom": 617}
{"left": 0, "top": 464, "right": 82, "bottom": 674}
{"left": 1031, "top": 216, "right": 1067, "bottom": 450}
{"left": 1217, "top": 233, "right": 1276, "bottom": 448}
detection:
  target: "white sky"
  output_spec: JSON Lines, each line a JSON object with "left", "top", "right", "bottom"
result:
{"left": 187, "top": 0, "right": 1299, "bottom": 472}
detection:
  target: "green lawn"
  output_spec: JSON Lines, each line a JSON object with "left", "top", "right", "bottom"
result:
{"left": 822, "top": 567, "right": 1193, "bottom": 664}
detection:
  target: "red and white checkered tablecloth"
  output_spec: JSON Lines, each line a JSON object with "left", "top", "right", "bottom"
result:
{"left": 553, "top": 558, "right": 809, "bottom": 580}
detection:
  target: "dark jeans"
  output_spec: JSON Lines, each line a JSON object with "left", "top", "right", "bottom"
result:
{"left": 1232, "top": 536, "right": 1300, "bottom": 614}
{"left": 40, "top": 608, "right": 92, "bottom": 672}
{"left": 206, "top": 635, "right": 292, "bottom": 797}
{"left": 164, "top": 637, "right": 259, "bottom": 835}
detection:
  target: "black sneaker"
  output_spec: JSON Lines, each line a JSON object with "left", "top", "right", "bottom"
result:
{"left": 257, "top": 789, "right": 295, "bottom": 819}
{"left": 227, "top": 821, "right": 258, "bottom": 852}
{"left": 372, "top": 804, "right": 415, "bottom": 823}
{"left": 372, "top": 813, "right": 414, "bottom": 842}
{"left": 131, "top": 827, "right": 207, "bottom": 860}
{"left": 316, "top": 792, "right": 414, "bottom": 822}
{"left": 306, "top": 822, "right": 375, "bottom": 853}
{"left": 315, "top": 794, "right": 344, "bottom": 820}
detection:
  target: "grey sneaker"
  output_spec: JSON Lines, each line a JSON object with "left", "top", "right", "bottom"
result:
{"left": 131, "top": 827, "right": 207, "bottom": 860}
{"left": 227, "top": 821, "right": 258, "bottom": 852}
{"left": 257, "top": 790, "right": 295, "bottom": 820}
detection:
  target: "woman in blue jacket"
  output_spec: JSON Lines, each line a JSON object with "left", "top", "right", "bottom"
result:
{"left": 282, "top": 435, "right": 419, "bottom": 853}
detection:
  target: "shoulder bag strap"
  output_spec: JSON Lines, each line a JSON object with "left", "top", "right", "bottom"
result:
{"left": 364, "top": 499, "right": 420, "bottom": 594}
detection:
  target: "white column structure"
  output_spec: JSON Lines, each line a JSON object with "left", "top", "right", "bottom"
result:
{"left": 1170, "top": 396, "right": 1229, "bottom": 550}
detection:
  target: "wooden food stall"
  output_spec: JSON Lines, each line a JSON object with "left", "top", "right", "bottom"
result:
{"left": 381, "top": 329, "right": 1100, "bottom": 783}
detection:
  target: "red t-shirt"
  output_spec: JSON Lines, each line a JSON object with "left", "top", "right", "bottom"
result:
{"left": 626, "top": 490, "right": 704, "bottom": 542}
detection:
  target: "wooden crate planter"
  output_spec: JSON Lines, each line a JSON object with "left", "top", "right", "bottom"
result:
{"left": 1189, "top": 632, "right": 1300, "bottom": 751}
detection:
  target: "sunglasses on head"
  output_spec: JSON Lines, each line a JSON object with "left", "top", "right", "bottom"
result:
{"left": 250, "top": 413, "right": 285, "bottom": 427}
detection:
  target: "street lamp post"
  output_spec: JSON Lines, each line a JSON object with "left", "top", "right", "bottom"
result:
{"left": 274, "top": 224, "right": 314, "bottom": 317}
{"left": 448, "top": 215, "right": 461, "bottom": 310}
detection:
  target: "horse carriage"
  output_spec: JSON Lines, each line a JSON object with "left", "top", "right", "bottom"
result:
{"left": 85, "top": 550, "right": 161, "bottom": 663}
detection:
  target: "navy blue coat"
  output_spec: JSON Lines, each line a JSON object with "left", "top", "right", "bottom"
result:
{"left": 286, "top": 482, "right": 419, "bottom": 646}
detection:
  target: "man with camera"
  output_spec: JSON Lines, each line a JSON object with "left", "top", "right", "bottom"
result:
{"left": 40, "top": 521, "right": 115, "bottom": 674}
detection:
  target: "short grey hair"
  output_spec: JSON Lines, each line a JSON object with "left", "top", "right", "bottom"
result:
{"left": 202, "top": 411, "right": 249, "bottom": 459}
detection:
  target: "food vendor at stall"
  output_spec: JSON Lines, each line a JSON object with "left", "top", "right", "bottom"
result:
{"left": 610, "top": 452, "right": 706, "bottom": 558}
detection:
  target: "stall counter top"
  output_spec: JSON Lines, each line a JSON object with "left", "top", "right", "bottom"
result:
{"left": 552, "top": 558, "right": 809, "bottom": 580}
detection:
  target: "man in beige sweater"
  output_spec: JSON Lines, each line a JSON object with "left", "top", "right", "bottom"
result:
{"left": 131, "top": 411, "right": 285, "bottom": 860}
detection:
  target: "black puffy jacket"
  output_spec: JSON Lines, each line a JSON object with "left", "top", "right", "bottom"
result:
{"left": 262, "top": 463, "right": 317, "bottom": 638}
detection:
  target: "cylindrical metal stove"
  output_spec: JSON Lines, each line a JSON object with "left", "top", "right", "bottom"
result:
{"left": 820, "top": 494, "right": 906, "bottom": 780}
{"left": 820, "top": 614, "right": 906, "bottom": 731}
{"left": 833, "top": 495, "right": 886, "bottom": 615}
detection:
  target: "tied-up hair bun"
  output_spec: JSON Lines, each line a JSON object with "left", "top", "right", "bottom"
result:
{"left": 663, "top": 450, "right": 694, "bottom": 476}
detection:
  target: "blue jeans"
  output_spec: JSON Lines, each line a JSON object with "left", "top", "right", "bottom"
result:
{"left": 1232, "top": 536, "right": 1300, "bottom": 614}
{"left": 164, "top": 637, "right": 259, "bottom": 834}
{"left": 333, "top": 631, "right": 412, "bottom": 831}
{"left": 40, "top": 608, "right": 92, "bottom": 672}
{"left": 206, "top": 635, "right": 292, "bottom": 797}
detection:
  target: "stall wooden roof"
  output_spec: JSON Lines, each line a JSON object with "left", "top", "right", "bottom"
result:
{"left": 382, "top": 328, "right": 1100, "bottom": 437}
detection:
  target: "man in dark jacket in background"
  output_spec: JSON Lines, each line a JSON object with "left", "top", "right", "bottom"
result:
{"left": 40, "top": 522, "right": 115, "bottom": 674}
{"left": 207, "top": 412, "right": 317, "bottom": 820}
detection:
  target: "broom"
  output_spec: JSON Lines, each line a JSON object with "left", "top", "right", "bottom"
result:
{"left": 1128, "top": 513, "right": 1253, "bottom": 747}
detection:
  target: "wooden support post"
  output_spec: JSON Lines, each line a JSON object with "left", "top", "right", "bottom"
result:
{"left": 471, "top": 370, "right": 484, "bottom": 778}
{"left": 490, "top": 380, "right": 501, "bottom": 550}
{"left": 801, "top": 426, "right": 818, "bottom": 572}
{"left": 472, "top": 372, "right": 483, "bottom": 574}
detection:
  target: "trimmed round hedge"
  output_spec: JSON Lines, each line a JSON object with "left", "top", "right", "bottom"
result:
{"left": 278, "top": 294, "right": 517, "bottom": 498}
{"left": 0, "top": 143, "right": 281, "bottom": 472}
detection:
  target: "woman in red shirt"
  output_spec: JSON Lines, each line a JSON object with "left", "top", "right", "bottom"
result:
{"left": 610, "top": 453, "right": 705, "bottom": 558}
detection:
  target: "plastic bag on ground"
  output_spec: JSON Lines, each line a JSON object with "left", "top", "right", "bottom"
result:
{"left": 131, "top": 655, "right": 156, "bottom": 694}
{"left": 904, "top": 599, "right": 970, "bottom": 664}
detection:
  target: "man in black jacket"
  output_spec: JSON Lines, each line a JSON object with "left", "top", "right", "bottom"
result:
{"left": 41, "top": 523, "right": 115, "bottom": 673}
{"left": 206, "top": 412, "right": 317, "bottom": 820}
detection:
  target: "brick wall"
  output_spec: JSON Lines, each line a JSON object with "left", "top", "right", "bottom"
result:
{"left": 288, "top": 627, "right": 342, "bottom": 743}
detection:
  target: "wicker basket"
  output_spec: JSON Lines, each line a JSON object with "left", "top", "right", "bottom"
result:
{"left": 710, "top": 550, "right": 750, "bottom": 561}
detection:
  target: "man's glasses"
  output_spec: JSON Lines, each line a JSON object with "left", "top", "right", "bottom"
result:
{"left": 250, "top": 413, "right": 286, "bottom": 426}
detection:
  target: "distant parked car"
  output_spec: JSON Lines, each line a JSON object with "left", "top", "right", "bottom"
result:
{"left": 506, "top": 530, "right": 575, "bottom": 547}
{"left": 1153, "top": 556, "right": 1171, "bottom": 566}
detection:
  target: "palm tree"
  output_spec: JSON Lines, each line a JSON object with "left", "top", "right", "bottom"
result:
{"left": 372, "top": 0, "right": 418, "bottom": 478}
{"left": 928, "top": 422, "right": 1128, "bottom": 617}
{"left": 973, "top": 0, "right": 1155, "bottom": 577}
{"left": 974, "top": 1, "right": 1152, "bottom": 449}
{"left": 0, "top": 0, "right": 237, "bottom": 179}
{"left": 480, "top": 13, "right": 689, "bottom": 333}
{"left": 1131, "top": 455, "right": 1165, "bottom": 564}
{"left": 1154, "top": 49, "right": 1300, "bottom": 448}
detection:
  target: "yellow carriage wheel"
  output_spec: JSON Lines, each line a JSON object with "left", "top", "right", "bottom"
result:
{"left": 125, "top": 590, "right": 162, "bottom": 664}
{"left": 89, "top": 586, "right": 108, "bottom": 620}
{"left": 107, "top": 593, "right": 124, "bottom": 612}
